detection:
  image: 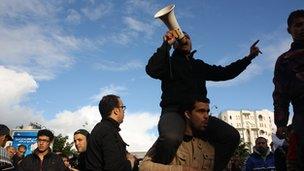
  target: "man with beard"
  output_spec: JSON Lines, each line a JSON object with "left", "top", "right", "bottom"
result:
{"left": 244, "top": 137, "right": 275, "bottom": 171}
{"left": 146, "top": 30, "right": 261, "bottom": 170}
{"left": 140, "top": 97, "right": 214, "bottom": 171}
{"left": 73, "top": 129, "right": 90, "bottom": 171}
{"left": 18, "top": 129, "right": 66, "bottom": 171}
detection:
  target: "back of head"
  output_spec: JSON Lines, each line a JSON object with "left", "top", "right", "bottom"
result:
{"left": 288, "top": 9, "right": 304, "bottom": 27}
{"left": 99, "top": 94, "right": 120, "bottom": 119}
{"left": 37, "top": 129, "right": 54, "bottom": 142}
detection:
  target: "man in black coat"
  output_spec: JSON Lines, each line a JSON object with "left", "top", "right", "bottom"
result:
{"left": 18, "top": 129, "right": 66, "bottom": 171}
{"left": 85, "top": 94, "right": 137, "bottom": 171}
{"left": 146, "top": 30, "right": 261, "bottom": 171}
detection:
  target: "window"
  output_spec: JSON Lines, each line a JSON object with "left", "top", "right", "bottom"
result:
{"left": 258, "top": 115, "right": 263, "bottom": 121}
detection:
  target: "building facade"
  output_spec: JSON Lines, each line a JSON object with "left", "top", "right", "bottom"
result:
{"left": 218, "top": 109, "right": 274, "bottom": 151}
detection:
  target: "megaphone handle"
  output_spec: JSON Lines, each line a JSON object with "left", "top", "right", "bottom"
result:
{"left": 172, "top": 28, "right": 184, "bottom": 39}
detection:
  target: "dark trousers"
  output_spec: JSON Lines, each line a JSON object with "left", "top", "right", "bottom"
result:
{"left": 152, "top": 107, "right": 240, "bottom": 171}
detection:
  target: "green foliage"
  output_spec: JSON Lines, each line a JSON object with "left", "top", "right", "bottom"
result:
{"left": 234, "top": 141, "right": 251, "bottom": 164}
{"left": 53, "top": 134, "right": 77, "bottom": 157}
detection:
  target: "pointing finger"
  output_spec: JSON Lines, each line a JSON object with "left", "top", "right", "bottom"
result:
{"left": 251, "top": 40, "right": 260, "bottom": 48}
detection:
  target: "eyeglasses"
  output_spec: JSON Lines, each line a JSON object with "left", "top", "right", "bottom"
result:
{"left": 119, "top": 105, "right": 126, "bottom": 111}
{"left": 37, "top": 139, "right": 50, "bottom": 143}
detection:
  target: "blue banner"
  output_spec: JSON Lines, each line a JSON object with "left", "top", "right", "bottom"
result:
{"left": 12, "top": 130, "right": 39, "bottom": 156}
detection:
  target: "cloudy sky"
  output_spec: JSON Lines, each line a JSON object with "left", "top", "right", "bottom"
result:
{"left": 1, "top": 0, "right": 303, "bottom": 152}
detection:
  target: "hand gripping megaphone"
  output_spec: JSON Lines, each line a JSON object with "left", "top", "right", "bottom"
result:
{"left": 154, "top": 4, "right": 184, "bottom": 39}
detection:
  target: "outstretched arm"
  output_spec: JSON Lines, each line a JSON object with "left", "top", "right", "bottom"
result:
{"left": 201, "top": 40, "right": 262, "bottom": 81}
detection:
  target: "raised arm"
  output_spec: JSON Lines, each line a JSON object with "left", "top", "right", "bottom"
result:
{"left": 201, "top": 40, "right": 261, "bottom": 81}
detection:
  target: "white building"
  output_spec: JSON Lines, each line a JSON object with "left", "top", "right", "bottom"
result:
{"left": 218, "top": 109, "right": 274, "bottom": 151}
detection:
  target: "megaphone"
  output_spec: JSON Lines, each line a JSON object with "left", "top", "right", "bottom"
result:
{"left": 154, "top": 4, "right": 184, "bottom": 39}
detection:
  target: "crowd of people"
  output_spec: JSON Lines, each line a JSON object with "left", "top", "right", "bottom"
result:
{"left": 0, "top": 9, "right": 303, "bottom": 171}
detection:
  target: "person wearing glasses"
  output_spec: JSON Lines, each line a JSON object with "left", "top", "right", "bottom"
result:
{"left": 18, "top": 129, "right": 66, "bottom": 171}
{"left": 85, "top": 94, "right": 138, "bottom": 171}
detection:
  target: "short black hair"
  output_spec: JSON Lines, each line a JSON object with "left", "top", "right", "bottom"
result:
{"left": 287, "top": 9, "right": 304, "bottom": 27}
{"left": 37, "top": 129, "right": 54, "bottom": 142}
{"left": 18, "top": 144, "right": 27, "bottom": 150}
{"left": 182, "top": 97, "right": 210, "bottom": 113}
{"left": 99, "top": 94, "right": 120, "bottom": 118}
{"left": 255, "top": 137, "right": 267, "bottom": 144}
{"left": 74, "top": 129, "right": 90, "bottom": 140}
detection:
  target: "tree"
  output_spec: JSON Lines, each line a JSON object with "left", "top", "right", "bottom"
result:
{"left": 53, "top": 134, "right": 77, "bottom": 157}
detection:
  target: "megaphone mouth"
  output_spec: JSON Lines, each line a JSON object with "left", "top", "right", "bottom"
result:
{"left": 154, "top": 4, "right": 175, "bottom": 18}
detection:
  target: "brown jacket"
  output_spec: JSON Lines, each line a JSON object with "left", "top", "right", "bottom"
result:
{"left": 139, "top": 137, "right": 214, "bottom": 171}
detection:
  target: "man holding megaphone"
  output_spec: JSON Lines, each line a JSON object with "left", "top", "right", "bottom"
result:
{"left": 146, "top": 5, "right": 261, "bottom": 170}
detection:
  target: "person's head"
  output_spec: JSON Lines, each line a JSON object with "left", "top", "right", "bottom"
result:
{"left": 0, "top": 124, "right": 13, "bottom": 147}
{"left": 287, "top": 9, "right": 304, "bottom": 41}
{"left": 17, "top": 144, "right": 27, "bottom": 157}
{"left": 60, "top": 154, "right": 71, "bottom": 168}
{"left": 184, "top": 97, "right": 210, "bottom": 132}
{"left": 5, "top": 146, "right": 16, "bottom": 159}
{"left": 255, "top": 137, "right": 269, "bottom": 156}
{"left": 174, "top": 31, "right": 192, "bottom": 55}
{"left": 74, "top": 129, "right": 90, "bottom": 153}
{"left": 99, "top": 94, "right": 126, "bottom": 124}
{"left": 37, "top": 129, "right": 54, "bottom": 153}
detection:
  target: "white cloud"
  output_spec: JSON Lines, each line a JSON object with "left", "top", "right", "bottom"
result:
{"left": 91, "top": 85, "right": 127, "bottom": 102}
{"left": 0, "top": 0, "right": 56, "bottom": 22}
{"left": 66, "top": 9, "right": 82, "bottom": 24}
{"left": 93, "top": 59, "right": 143, "bottom": 71}
{"left": 0, "top": 67, "right": 44, "bottom": 128}
{"left": 124, "top": 17, "right": 154, "bottom": 37}
{"left": 81, "top": 3, "right": 112, "bottom": 21}
{"left": 0, "top": 66, "right": 38, "bottom": 106}
{"left": 121, "top": 112, "right": 158, "bottom": 151}
{"left": 0, "top": 25, "right": 76, "bottom": 80}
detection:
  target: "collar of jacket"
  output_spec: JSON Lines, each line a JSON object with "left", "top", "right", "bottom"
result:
{"left": 183, "top": 135, "right": 194, "bottom": 142}
{"left": 32, "top": 147, "right": 52, "bottom": 159}
{"left": 291, "top": 40, "right": 304, "bottom": 50}
{"left": 172, "top": 49, "right": 197, "bottom": 60}
{"left": 104, "top": 117, "right": 121, "bottom": 131}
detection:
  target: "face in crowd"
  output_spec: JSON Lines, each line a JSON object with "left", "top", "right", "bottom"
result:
{"left": 17, "top": 145, "right": 27, "bottom": 157}
{"left": 74, "top": 133, "right": 88, "bottom": 153}
{"left": 115, "top": 98, "right": 126, "bottom": 124}
{"left": 37, "top": 135, "right": 51, "bottom": 153}
{"left": 288, "top": 12, "right": 304, "bottom": 41}
{"left": 255, "top": 137, "right": 269, "bottom": 155}
{"left": 6, "top": 146, "right": 16, "bottom": 159}
{"left": 174, "top": 33, "right": 192, "bottom": 55}
{"left": 185, "top": 101, "right": 210, "bottom": 131}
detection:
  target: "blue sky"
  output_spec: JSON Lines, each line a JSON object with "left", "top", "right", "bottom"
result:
{"left": 1, "top": 0, "right": 303, "bottom": 151}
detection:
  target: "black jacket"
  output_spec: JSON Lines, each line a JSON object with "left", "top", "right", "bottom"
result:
{"left": 17, "top": 149, "right": 66, "bottom": 171}
{"left": 85, "top": 118, "right": 132, "bottom": 171}
{"left": 273, "top": 40, "right": 304, "bottom": 130}
{"left": 76, "top": 152, "right": 86, "bottom": 171}
{"left": 146, "top": 42, "right": 253, "bottom": 108}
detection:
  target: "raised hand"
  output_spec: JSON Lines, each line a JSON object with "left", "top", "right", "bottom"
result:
{"left": 248, "top": 40, "right": 262, "bottom": 59}
{"left": 163, "top": 31, "right": 177, "bottom": 45}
